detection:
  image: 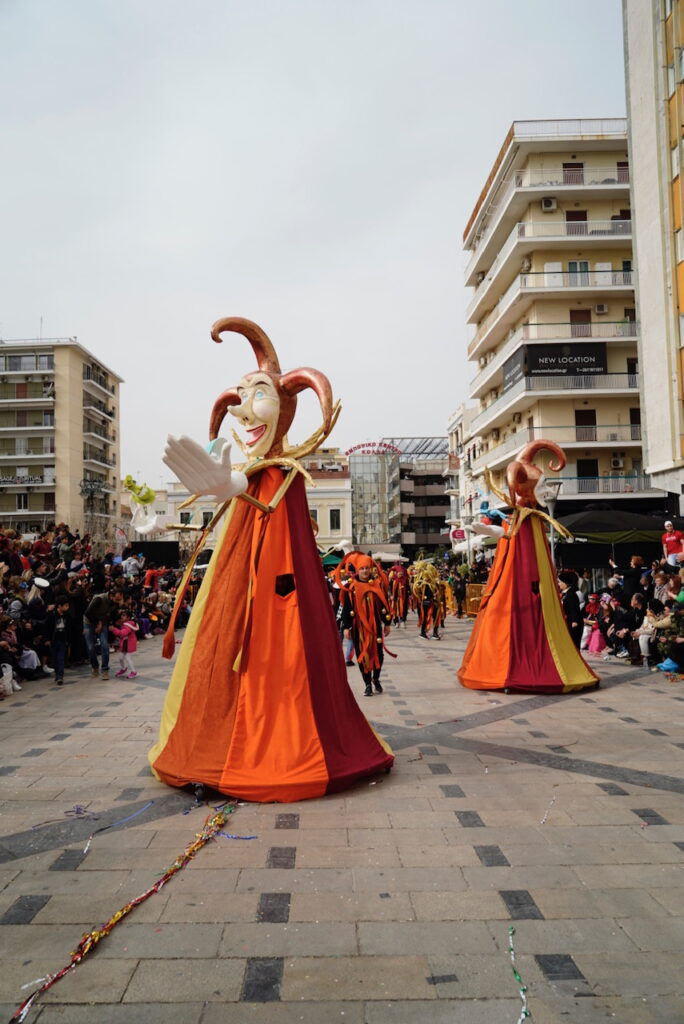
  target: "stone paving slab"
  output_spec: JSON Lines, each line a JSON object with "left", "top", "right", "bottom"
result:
{"left": 1, "top": 623, "right": 684, "bottom": 1019}
{"left": 121, "top": 957, "right": 244, "bottom": 1002}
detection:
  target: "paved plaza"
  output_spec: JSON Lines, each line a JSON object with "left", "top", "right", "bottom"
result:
{"left": 1, "top": 618, "right": 684, "bottom": 1023}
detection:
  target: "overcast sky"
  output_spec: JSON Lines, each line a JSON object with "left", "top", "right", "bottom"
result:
{"left": 1, "top": 0, "right": 626, "bottom": 487}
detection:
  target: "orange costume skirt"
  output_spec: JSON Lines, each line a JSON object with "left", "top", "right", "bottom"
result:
{"left": 149, "top": 466, "right": 393, "bottom": 801}
{"left": 458, "top": 513, "right": 598, "bottom": 693}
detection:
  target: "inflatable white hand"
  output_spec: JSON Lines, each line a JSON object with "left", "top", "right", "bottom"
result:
{"left": 163, "top": 435, "right": 248, "bottom": 501}
{"left": 467, "top": 522, "right": 505, "bottom": 539}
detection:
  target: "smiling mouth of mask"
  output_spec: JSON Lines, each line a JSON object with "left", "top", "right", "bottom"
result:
{"left": 245, "top": 424, "right": 268, "bottom": 447}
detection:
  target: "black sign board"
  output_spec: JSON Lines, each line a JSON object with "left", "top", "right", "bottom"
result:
{"left": 502, "top": 347, "right": 525, "bottom": 391}
{"left": 527, "top": 342, "right": 607, "bottom": 376}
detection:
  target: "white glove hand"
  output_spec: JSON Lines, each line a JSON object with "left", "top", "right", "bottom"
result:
{"left": 468, "top": 522, "right": 505, "bottom": 538}
{"left": 163, "top": 435, "right": 248, "bottom": 502}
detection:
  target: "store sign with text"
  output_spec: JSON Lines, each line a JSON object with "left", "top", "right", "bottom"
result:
{"left": 527, "top": 342, "right": 607, "bottom": 376}
{"left": 502, "top": 347, "right": 525, "bottom": 392}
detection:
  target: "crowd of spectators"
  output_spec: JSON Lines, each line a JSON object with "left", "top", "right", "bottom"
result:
{"left": 0, "top": 524, "right": 191, "bottom": 697}
{"left": 561, "top": 552, "right": 684, "bottom": 671}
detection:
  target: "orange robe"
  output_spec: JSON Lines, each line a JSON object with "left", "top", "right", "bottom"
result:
{"left": 149, "top": 466, "right": 393, "bottom": 801}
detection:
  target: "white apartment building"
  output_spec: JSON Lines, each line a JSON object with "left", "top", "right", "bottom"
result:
{"left": 460, "top": 118, "right": 668, "bottom": 515}
{"left": 0, "top": 337, "right": 121, "bottom": 538}
{"left": 623, "top": 0, "right": 684, "bottom": 507}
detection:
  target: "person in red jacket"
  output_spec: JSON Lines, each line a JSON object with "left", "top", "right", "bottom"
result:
{"left": 662, "top": 520, "right": 684, "bottom": 566}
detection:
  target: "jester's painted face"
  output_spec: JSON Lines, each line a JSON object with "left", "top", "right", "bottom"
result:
{"left": 229, "top": 373, "right": 281, "bottom": 458}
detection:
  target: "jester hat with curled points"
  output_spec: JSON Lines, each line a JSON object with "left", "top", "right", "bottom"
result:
{"left": 208, "top": 317, "right": 333, "bottom": 458}
{"left": 505, "top": 440, "right": 566, "bottom": 509}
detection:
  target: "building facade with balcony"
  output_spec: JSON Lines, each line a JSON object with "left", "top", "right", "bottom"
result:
{"left": 624, "top": 0, "right": 684, "bottom": 508}
{"left": 0, "top": 337, "right": 122, "bottom": 537}
{"left": 461, "top": 118, "right": 668, "bottom": 515}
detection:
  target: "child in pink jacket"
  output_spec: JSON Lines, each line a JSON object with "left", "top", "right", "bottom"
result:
{"left": 110, "top": 610, "right": 139, "bottom": 679}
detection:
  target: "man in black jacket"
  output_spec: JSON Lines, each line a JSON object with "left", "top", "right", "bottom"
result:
{"left": 558, "top": 578, "right": 583, "bottom": 648}
{"left": 84, "top": 584, "right": 122, "bottom": 680}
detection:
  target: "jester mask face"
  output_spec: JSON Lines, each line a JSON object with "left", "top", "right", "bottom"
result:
{"left": 209, "top": 317, "right": 333, "bottom": 461}
{"left": 230, "top": 373, "right": 282, "bottom": 459}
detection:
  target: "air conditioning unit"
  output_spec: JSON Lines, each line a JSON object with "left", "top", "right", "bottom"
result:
{"left": 541, "top": 197, "right": 557, "bottom": 212}
{"left": 608, "top": 432, "right": 619, "bottom": 441}
{"left": 476, "top": 271, "right": 486, "bottom": 284}
{"left": 610, "top": 457, "right": 624, "bottom": 469}
{"left": 489, "top": 389, "right": 498, "bottom": 399}
{"left": 594, "top": 303, "right": 609, "bottom": 314}
{"left": 512, "top": 412, "right": 522, "bottom": 424}
{"left": 521, "top": 256, "right": 532, "bottom": 272}
{"left": 491, "top": 429, "right": 500, "bottom": 441}
{"left": 478, "top": 356, "right": 487, "bottom": 368}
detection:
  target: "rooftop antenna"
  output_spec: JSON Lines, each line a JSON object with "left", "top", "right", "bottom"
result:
{"left": 39, "top": 316, "right": 43, "bottom": 340}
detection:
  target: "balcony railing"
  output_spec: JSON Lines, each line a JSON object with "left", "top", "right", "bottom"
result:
{"left": 468, "top": 219, "right": 632, "bottom": 313}
{"left": 471, "top": 321, "right": 638, "bottom": 394}
{"left": 83, "top": 422, "right": 113, "bottom": 442}
{"left": 465, "top": 159, "right": 630, "bottom": 273}
{"left": 83, "top": 399, "right": 115, "bottom": 419}
{"left": 469, "top": 270, "right": 634, "bottom": 351}
{"left": 519, "top": 219, "right": 630, "bottom": 239}
{"left": 83, "top": 369, "right": 115, "bottom": 395}
{"left": 83, "top": 449, "right": 116, "bottom": 468}
{"left": 471, "top": 373, "right": 638, "bottom": 434}
{"left": 522, "top": 321, "right": 636, "bottom": 340}
{"left": 0, "top": 421, "right": 54, "bottom": 431}
{"left": 469, "top": 424, "right": 643, "bottom": 474}
{"left": 557, "top": 475, "right": 657, "bottom": 496}
{"left": 0, "top": 448, "right": 55, "bottom": 458}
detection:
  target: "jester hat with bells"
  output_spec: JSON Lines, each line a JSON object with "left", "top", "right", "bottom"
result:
{"left": 209, "top": 317, "right": 337, "bottom": 460}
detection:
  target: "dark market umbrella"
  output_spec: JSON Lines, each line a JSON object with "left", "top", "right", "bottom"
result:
{"left": 557, "top": 509, "right": 669, "bottom": 544}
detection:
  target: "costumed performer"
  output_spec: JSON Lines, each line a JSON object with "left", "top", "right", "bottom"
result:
{"left": 336, "top": 552, "right": 393, "bottom": 696}
{"left": 457, "top": 440, "right": 599, "bottom": 693}
{"left": 413, "top": 560, "right": 442, "bottom": 640}
{"left": 149, "top": 317, "right": 393, "bottom": 801}
{"left": 388, "top": 561, "right": 410, "bottom": 627}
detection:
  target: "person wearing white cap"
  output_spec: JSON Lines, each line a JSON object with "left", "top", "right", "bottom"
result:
{"left": 662, "top": 521, "right": 684, "bottom": 567}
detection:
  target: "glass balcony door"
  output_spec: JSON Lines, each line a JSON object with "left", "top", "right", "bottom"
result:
{"left": 568, "top": 260, "right": 590, "bottom": 286}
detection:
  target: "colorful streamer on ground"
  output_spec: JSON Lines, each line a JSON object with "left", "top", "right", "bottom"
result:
{"left": 9, "top": 802, "right": 236, "bottom": 1023}
{"left": 507, "top": 926, "right": 531, "bottom": 1022}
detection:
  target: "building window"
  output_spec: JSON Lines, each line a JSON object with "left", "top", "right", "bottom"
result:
{"left": 8, "top": 355, "right": 36, "bottom": 371}
{"left": 180, "top": 511, "right": 192, "bottom": 525}
{"left": 309, "top": 507, "right": 318, "bottom": 523}
{"left": 37, "top": 354, "right": 54, "bottom": 370}
{"left": 43, "top": 411, "right": 54, "bottom": 426}
{"left": 329, "top": 508, "right": 341, "bottom": 532}
{"left": 16, "top": 494, "right": 28, "bottom": 510}
{"left": 671, "top": 144, "right": 680, "bottom": 180}
{"left": 202, "top": 511, "right": 213, "bottom": 528}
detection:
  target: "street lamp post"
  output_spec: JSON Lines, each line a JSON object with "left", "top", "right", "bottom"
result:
{"left": 79, "top": 477, "right": 105, "bottom": 548}
{"left": 543, "top": 479, "right": 563, "bottom": 568}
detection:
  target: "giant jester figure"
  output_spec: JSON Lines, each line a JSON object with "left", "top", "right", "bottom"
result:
{"left": 458, "top": 440, "right": 599, "bottom": 694}
{"left": 149, "top": 317, "right": 393, "bottom": 801}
